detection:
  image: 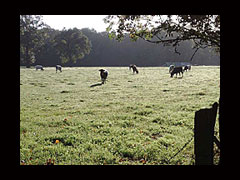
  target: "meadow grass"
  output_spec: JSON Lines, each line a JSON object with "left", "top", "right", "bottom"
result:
{"left": 20, "top": 66, "right": 220, "bottom": 165}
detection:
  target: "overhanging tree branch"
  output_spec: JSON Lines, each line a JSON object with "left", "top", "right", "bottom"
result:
{"left": 104, "top": 15, "right": 220, "bottom": 61}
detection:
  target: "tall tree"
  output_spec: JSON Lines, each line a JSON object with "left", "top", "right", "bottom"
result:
{"left": 53, "top": 28, "right": 92, "bottom": 66}
{"left": 34, "top": 27, "right": 61, "bottom": 66}
{"left": 20, "top": 15, "right": 46, "bottom": 67}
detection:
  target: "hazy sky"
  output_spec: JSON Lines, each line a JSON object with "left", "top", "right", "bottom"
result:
{"left": 42, "top": 15, "right": 108, "bottom": 32}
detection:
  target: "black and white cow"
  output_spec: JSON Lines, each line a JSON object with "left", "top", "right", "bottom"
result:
{"left": 169, "top": 65, "right": 175, "bottom": 73}
{"left": 99, "top": 69, "right": 108, "bottom": 84}
{"left": 129, "top": 64, "right": 139, "bottom": 74}
{"left": 56, "top": 65, "right": 62, "bottom": 73}
{"left": 183, "top": 65, "right": 191, "bottom": 72}
{"left": 170, "top": 66, "right": 183, "bottom": 78}
{"left": 35, "top": 65, "right": 44, "bottom": 71}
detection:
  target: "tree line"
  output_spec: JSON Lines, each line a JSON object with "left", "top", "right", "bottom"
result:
{"left": 20, "top": 15, "right": 219, "bottom": 67}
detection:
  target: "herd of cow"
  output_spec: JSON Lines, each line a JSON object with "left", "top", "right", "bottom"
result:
{"left": 34, "top": 64, "right": 191, "bottom": 84}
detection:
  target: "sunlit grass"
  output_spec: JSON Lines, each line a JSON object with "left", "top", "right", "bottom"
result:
{"left": 20, "top": 66, "right": 220, "bottom": 165}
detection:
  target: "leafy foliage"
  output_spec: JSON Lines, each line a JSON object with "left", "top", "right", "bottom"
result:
{"left": 20, "top": 16, "right": 92, "bottom": 67}
{"left": 53, "top": 28, "right": 92, "bottom": 66}
{"left": 104, "top": 15, "right": 220, "bottom": 59}
{"left": 20, "top": 15, "right": 47, "bottom": 67}
{"left": 20, "top": 16, "right": 219, "bottom": 67}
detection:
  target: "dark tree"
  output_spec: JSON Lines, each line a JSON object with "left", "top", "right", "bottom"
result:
{"left": 53, "top": 28, "right": 92, "bottom": 66}
{"left": 20, "top": 15, "right": 46, "bottom": 67}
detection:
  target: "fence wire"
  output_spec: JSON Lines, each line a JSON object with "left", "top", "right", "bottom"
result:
{"left": 166, "top": 135, "right": 194, "bottom": 164}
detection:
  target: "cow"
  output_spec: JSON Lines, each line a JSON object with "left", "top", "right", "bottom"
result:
{"left": 99, "top": 69, "right": 108, "bottom": 84}
{"left": 56, "top": 65, "right": 62, "bottom": 73}
{"left": 183, "top": 65, "right": 191, "bottom": 72}
{"left": 169, "top": 65, "right": 175, "bottom": 73}
{"left": 35, "top": 65, "right": 44, "bottom": 71}
{"left": 170, "top": 66, "right": 183, "bottom": 78}
{"left": 129, "top": 64, "right": 139, "bottom": 74}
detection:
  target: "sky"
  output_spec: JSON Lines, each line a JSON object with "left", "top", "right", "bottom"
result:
{"left": 41, "top": 15, "right": 108, "bottom": 32}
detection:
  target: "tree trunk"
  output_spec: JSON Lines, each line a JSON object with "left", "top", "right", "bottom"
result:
{"left": 25, "top": 45, "right": 31, "bottom": 68}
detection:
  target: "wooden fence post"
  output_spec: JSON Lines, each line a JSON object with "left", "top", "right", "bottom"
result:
{"left": 194, "top": 102, "right": 218, "bottom": 165}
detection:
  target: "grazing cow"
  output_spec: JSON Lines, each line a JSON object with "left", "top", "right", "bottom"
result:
{"left": 129, "top": 64, "right": 133, "bottom": 71}
{"left": 183, "top": 65, "right": 191, "bottom": 72}
{"left": 170, "top": 66, "right": 183, "bottom": 78}
{"left": 35, "top": 65, "right": 44, "bottom": 71}
{"left": 99, "top": 69, "right": 108, "bottom": 84}
{"left": 56, "top": 65, "right": 62, "bottom": 73}
{"left": 129, "top": 64, "right": 139, "bottom": 74}
{"left": 169, "top": 65, "right": 175, "bottom": 73}
{"left": 183, "top": 66, "right": 188, "bottom": 72}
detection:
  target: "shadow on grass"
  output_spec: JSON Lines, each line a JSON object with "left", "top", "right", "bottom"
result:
{"left": 177, "top": 76, "right": 183, "bottom": 79}
{"left": 172, "top": 76, "right": 183, "bottom": 79}
{"left": 90, "top": 82, "right": 103, "bottom": 88}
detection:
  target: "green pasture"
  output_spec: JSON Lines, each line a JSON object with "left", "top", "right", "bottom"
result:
{"left": 20, "top": 66, "right": 220, "bottom": 165}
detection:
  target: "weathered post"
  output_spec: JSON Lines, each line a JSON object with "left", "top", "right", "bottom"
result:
{"left": 194, "top": 102, "right": 218, "bottom": 165}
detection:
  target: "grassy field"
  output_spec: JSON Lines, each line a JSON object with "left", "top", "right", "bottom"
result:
{"left": 20, "top": 66, "right": 220, "bottom": 165}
